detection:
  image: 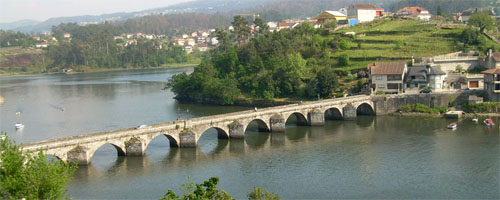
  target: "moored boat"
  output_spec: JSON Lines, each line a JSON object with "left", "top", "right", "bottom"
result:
{"left": 15, "top": 123, "right": 24, "bottom": 130}
{"left": 484, "top": 119, "right": 495, "bottom": 126}
{"left": 447, "top": 122, "right": 457, "bottom": 129}
{"left": 472, "top": 118, "right": 479, "bottom": 123}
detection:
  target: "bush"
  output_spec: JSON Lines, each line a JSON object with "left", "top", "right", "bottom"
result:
{"left": 375, "top": 91, "right": 385, "bottom": 95}
{"left": 462, "top": 102, "right": 500, "bottom": 113}
{"left": 399, "top": 104, "right": 448, "bottom": 113}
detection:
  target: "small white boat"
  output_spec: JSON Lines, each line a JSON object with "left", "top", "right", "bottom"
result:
{"left": 136, "top": 125, "right": 149, "bottom": 129}
{"left": 447, "top": 122, "right": 457, "bottom": 129}
{"left": 484, "top": 119, "right": 495, "bottom": 126}
{"left": 15, "top": 123, "right": 24, "bottom": 130}
{"left": 472, "top": 118, "right": 478, "bottom": 123}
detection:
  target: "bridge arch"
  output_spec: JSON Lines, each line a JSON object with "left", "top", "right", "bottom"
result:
{"left": 324, "top": 107, "right": 343, "bottom": 120}
{"left": 284, "top": 112, "right": 308, "bottom": 126}
{"left": 356, "top": 102, "right": 375, "bottom": 115}
{"left": 145, "top": 133, "right": 179, "bottom": 152}
{"left": 88, "top": 142, "right": 126, "bottom": 162}
{"left": 198, "top": 126, "right": 229, "bottom": 140}
{"left": 244, "top": 119, "right": 270, "bottom": 132}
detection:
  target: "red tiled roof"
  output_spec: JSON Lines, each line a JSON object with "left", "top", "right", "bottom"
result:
{"left": 352, "top": 4, "right": 377, "bottom": 10}
{"left": 492, "top": 52, "right": 500, "bottom": 61}
{"left": 370, "top": 62, "right": 406, "bottom": 75}
{"left": 481, "top": 68, "right": 500, "bottom": 74}
{"left": 396, "top": 6, "right": 430, "bottom": 15}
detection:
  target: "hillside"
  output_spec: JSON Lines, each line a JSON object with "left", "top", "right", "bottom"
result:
{"left": 333, "top": 19, "right": 499, "bottom": 71}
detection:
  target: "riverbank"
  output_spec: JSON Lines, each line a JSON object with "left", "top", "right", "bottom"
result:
{"left": 0, "top": 62, "right": 199, "bottom": 78}
{"left": 391, "top": 111, "right": 500, "bottom": 118}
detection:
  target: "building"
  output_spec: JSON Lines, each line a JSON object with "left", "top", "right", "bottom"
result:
{"left": 63, "top": 32, "right": 71, "bottom": 38}
{"left": 197, "top": 43, "right": 208, "bottom": 52}
{"left": 369, "top": 62, "right": 408, "bottom": 94}
{"left": 314, "top": 11, "right": 347, "bottom": 24}
{"left": 185, "top": 38, "right": 195, "bottom": 46}
{"left": 347, "top": 4, "right": 377, "bottom": 23}
{"left": 35, "top": 41, "right": 48, "bottom": 48}
{"left": 481, "top": 68, "right": 500, "bottom": 101}
{"left": 406, "top": 65, "right": 447, "bottom": 91}
{"left": 267, "top": 22, "right": 278, "bottom": 32}
{"left": 396, "top": 6, "right": 431, "bottom": 21}
{"left": 486, "top": 50, "right": 500, "bottom": 69}
{"left": 459, "top": 7, "right": 495, "bottom": 22}
{"left": 376, "top": 8, "right": 385, "bottom": 17}
{"left": 210, "top": 37, "right": 219, "bottom": 46}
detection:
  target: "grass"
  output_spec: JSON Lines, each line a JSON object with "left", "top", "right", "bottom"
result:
{"left": 333, "top": 18, "right": 468, "bottom": 71}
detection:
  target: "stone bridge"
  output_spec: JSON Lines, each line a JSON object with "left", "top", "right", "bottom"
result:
{"left": 22, "top": 93, "right": 458, "bottom": 165}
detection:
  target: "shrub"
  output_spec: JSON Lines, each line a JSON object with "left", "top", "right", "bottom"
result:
{"left": 375, "top": 90, "right": 385, "bottom": 95}
{"left": 399, "top": 105, "right": 412, "bottom": 112}
{"left": 462, "top": 102, "right": 500, "bottom": 113}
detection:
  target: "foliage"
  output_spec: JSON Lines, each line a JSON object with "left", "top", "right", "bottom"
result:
{"left": 461, "top": 102, "right": 500, "bottom": 113}
{"left": 306, "top": 67, "right": 339, "bottom": 98}
{"left": 160, "top": 177, "right": 280, "bottom": 200}
{"left": 399, "top": 104, "right": 448, "bottom": 113}
{"left": 0, "top": 30, "right": 37, "bottom": 48}
{"left": 247, "top": 187, "right": 281, "bottom": 200}
{"left": 338, "top": 54, "right": 350, "bottom": 66}
{"left": 0, "top": 132, "right": 77, "bottom": 199}
{"left": 375, "top": 91, "right": 385, "bottom": 95}
{"left": 468, "top": 12, "right": 495, "bottom": 33}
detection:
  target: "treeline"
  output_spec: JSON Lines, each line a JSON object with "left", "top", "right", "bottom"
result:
{"left": 167, "top": 17, "right": 350, "bottom": 105}
{"left": 0, "top": 30, "right": 37, "bottom": 48}
{"left": 46, "top": 24, "right": 189, "bottom": 70}
{"left": 388, "top": 0, "right": 496, "bottom": 14}
{"left": 53, "top": 13, "right": 231, "bottom": 36}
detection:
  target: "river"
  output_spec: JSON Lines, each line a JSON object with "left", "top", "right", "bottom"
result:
{"left": 0, "top": 68, "right": 498, "bottom": 199}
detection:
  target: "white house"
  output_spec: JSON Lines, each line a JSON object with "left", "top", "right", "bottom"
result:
{"left": 210, "top": 37, "right": 219, "bottom": 45}
{"left": 369, "top": 62, "right": 408, "bottom": 94}
{"left": 347, "top": 4, "right": 377, "bottom": 23}
{"left": 35, "top": 41, "right": 48, "bottom": 48}
{"left": 267, "top": 22, "right": 278, "bottom": 32}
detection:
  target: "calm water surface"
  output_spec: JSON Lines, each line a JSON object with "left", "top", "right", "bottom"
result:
{"left": 0, "top": 68, "right": 498, "bottom": 199}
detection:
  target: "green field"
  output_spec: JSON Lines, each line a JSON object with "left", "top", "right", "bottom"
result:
{"left": 333, "top": 19, "right": 473, "bottom": 70}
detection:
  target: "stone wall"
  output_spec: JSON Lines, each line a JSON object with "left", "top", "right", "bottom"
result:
{"left": 372, "top": 92, "right": 461, "bottom": 115}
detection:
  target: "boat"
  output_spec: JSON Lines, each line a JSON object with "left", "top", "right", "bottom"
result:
{"left": 136, "top": 125, "right": 149, "bottom": 129}
{"left": 447, "top": 122, "right": 458, "bottom": 129}
{"left": 15, "top": 123, "right": 24, "bottom": 130}
{"left": 472, "top": 118, "right": 479, "bottom": 123}
{"left": 484, "top": 119, "right": 495, "bottom": 126}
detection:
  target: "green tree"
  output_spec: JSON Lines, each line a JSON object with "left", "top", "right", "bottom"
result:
{"left": 160, "top": 177, "right": 233, "bottom": 200}
{"left": 338, "top": 54, "right": 350, "bottom": 66}
{"left": 308, "top": 68, "right": 339, "bottom": 98}
{"left": 253, "top": 17, "right": 269, "bottom": 34}
{"left": 468, "top": 12, "right": 494, "bottom": 33}
{"left": 0, "top": 133, "right": 77, "bottom": 199}
{"left": 247, "top": 187, "right": 281, "bottom": 200}
{"left": 437, "top": 5, "right": 442, "bottom": 16}
{"left": 232, "top": 16, "right": 251, "bottom": 44}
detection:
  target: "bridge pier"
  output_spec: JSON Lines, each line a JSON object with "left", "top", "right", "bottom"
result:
{"left": 308, "top": 110, "right": 325, "bottom": 126}
{"left": 125, "top": 138, "right": 145, "bottom": 156}
{"left": 343, "top": 105, "right": 357, "bottom": 120}
{"left": 179, "top": 131, "right": 197, "bottom": 148}
{"left": 229, "top": 121, "right": 245, "bottom": 139}
{"left": 67, "top": 146, "right": 91, "bottom": 165}
{"left": 270, "top": 115, "right": 286, "bottom": 132}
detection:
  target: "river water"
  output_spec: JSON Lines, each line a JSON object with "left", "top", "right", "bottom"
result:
{"left": 0, "top": 68, "right": 498, "bottom": 199}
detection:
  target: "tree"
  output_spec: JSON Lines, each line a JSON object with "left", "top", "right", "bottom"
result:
{"left": 338, "top": 54, "right": 350, "bottom": 66}
{"left": 437, "top": 5, "right": 442, "bottom": 16}
{"left": 468, "top": 12, "right": 494, "bottom": 33}
{"left": 307, "top": 68, "right": 339, "bottom": 98}
{"left": 247, "top": 187, "right": 281, "bottom": 200}
{"left": 253, "top": 17, "right": 269, "bottom": 34}
{"left": 231, "top": 16, "right": 251, "bottom": 44}
{"left": 0, "top": 133, "right": 77, "bottom": 199}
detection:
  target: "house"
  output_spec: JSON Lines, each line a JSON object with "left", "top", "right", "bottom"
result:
{"left": 314, "top": 11, "right": 347, "bottom": 25}
{"left": 369, "top": 62, "right": 408, "bottom": 94}
{"left": 277, "top": 22, "right": 296, "bottom": 31}
{"left": 124, "top": 39, "right": 137, "bottom": 47}
{"left": 182, "top": 34, "right": 188, "bottom": 39}
{"left": 197, "top": 43, "right": 208, "bottom": 52}
{"left": 396, "top": 6, "right": 431, "bottom": 21}
{"left": 459, "top": 7, "right": 495, "bottom": 22}
{"left": 376, "top": 8, "right": 385, "bottom": 17}
{"left": 210, "top": 37, "right": 219, "bottom": 45}
{"left": 481, "top": 68, "right": 500, "bottom": 101}
{"left": 338, "top": 8, "right": 348, "bottom": 15}
{"left": 144, "top": 34, "right": 154, "bottom": 40}
{"left": 35, "top": 41, "right": 48, "bottom": 48}
{"left": 184, "top": 46, "right": 193, "bottom": 54}
{"left": 486, "top": 49, "right": 500, "bottom": 69}
{"left": 185, "top": 38, "right": 196, "bottom": 46}
{"left": 63, "top": 32, "right": 71, "bottom": 38}
{"left": 32, "top": 36, "right": 41, "bottom": 41}
{"left": 191, "top": 32, "right": 198, "bottom": 37}
{"left": 175, "top": 38, "right": 185, "bottom": 46}
{"left": 347, "top": 4, "right": 377, "bottom": 23}
{"left": 267, "top": 22, "right": 278, "bottom": 32}
{"left": 405, "top": 65, "right": 447, "bottom": 91}
{"left": 201, "top": 32, "right": 210, "bottom": 38}
{"left": 126, "top": 34, "right": 133, "bottom": 39}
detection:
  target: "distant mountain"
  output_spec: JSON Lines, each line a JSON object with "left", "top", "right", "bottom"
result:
{"left": 0, "top": 19, "right": 40, "bottom": 31}
{"left": 5, "top": 0, "right": 273, "bottom": 33}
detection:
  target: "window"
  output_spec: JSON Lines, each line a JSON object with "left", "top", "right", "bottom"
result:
{"left": 378, "top": 84, "right": 385, "bottom": 89}
{"left": 376, "top": 75, "right": 383, "bottom": 80}
{"left": 387, "top": 75, "right": 402, "bottom": 81}
{"left": 436, "top": 83, "right": 441, "bottom": 89}
{"left": 469, "top": 81, "right": 479, "bottom": 88}
{"left": 495, "top": 83, "right": 500, "bottom": 90}
{"left": 435, "top": 76, "right": 441, "bottom": 80}
{"left": 387, "top": 83, "right": 399, "bottom": 89}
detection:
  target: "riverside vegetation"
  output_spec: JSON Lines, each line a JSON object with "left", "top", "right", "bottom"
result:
{"left": 167, "top": 15, "right": 499, "bottom": 105}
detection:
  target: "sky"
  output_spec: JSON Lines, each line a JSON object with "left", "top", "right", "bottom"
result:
{"left": 0, "top": 0, "right": 194, "bottom": 23}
